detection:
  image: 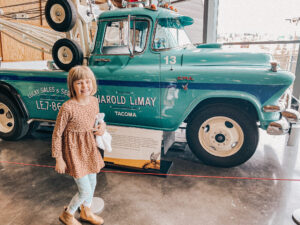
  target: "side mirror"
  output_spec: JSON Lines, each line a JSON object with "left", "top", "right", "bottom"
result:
{"left": 127, "top": 15, "right": 135, "bottom": 58}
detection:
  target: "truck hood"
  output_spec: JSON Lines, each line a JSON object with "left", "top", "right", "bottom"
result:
{"left": 183, "top": 46, "right": 272, "bottom": 67}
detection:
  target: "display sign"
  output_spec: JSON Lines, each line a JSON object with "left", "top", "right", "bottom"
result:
{"left": 103, "top": 126, "right": 163, "bottom": 170}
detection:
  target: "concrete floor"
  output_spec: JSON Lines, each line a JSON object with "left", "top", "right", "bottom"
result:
{"left": 1, "top": 128, "right": 300, "bottom": 225}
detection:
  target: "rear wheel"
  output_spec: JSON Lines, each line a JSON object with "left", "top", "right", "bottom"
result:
{"left": 45, "top": 0, "right": 77, "bottom": 32}
{"left": 186, "top": 104, "right": 259, "bottom": 167}
{"left": 0, "top": 94, "right": 29, "bottom": 140}
{"left": 26, "top": 121, "right": 40, "bottom": 137}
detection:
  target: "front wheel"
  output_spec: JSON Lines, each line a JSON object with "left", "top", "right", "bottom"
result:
{"left": 186, "top": 104, "right": 259, "bottom": 167}
{"left": 0, "top": 94, "right": 29, "bottom": 140}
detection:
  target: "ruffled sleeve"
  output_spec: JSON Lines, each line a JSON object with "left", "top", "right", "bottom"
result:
{"left": 52, "top": 103, "right": 70, "bottom": 158}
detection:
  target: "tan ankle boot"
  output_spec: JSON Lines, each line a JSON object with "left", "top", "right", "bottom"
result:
{"left": 59, "top": 207, "right": 82, "bottom": 225}
{"left": 80, "top": 205, "right": 104, "bottom": 225}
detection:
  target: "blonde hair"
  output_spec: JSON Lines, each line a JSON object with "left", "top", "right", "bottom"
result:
{"left": 67, "top": 66, "right": 97, "bottom": 98}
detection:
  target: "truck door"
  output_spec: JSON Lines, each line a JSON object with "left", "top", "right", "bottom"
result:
{"left": 89, "top": 17, "right": 161, "bottom": 128}
{"left": 152, "top": 17, "right": 191, "bottom": 129}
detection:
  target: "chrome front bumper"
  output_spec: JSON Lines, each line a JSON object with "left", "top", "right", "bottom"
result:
{"left": 266, "top": 108, "right": 300, "bottom": 135}
{"left": 264, "top": 88, "right": 300, "bottom": 147}
{"left": 267, "top": 117, "right": 290, "bottom": 135}
{"left": 265, "top": 88, "right": 300, "bottom": 136}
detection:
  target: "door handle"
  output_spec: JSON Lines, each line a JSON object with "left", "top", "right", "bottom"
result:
{"left": 95, "top": 58, "right": 111, "bottom": 62}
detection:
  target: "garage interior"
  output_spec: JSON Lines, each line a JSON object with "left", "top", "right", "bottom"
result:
{"left": 1, "top": 0, "right": 300, "bottom": 225}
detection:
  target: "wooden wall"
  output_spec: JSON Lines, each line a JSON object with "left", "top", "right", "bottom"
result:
{"left": 0, "top": 0, "right": 51, "bottom": 62}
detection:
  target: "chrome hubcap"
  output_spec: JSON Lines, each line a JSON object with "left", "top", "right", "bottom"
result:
{"left": 199, "top": 116, "right": 244, "bottom": 157}
{"left": 0, "top": 103, "right": 14, "bottom": 133}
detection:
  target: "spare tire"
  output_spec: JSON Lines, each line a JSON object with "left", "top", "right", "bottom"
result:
{"left": 45, "top": 0, "right": 77, "bottom": 32}
{"left": 52, "top": 38, "right": 83, "bottom": 71}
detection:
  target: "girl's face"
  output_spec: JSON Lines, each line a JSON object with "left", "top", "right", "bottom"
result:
{"left": 73, "top": 78, "right": 93, "bottom": 98}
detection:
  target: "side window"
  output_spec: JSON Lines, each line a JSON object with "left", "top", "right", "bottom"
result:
{"left": 154, "top": 23, "right": 178, "bottom": 49}
{"left": 132, "top": 20, "right": 149, "bottom": 53}
{"left": 153, "top": 18, "right": 191, "bottom": 50}
{"left": 102, "top": 20, "right": 129, "bottom": 54}
{"left": 102, "top": 19, "right": 149, "bottom": 55}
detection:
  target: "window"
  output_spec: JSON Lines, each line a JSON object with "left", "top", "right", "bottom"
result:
{"left": 102, "top": 19, "right": 149, "bottom": 55}
{"left": 153, "top": 18, "right": 192, "bottom": 50}
{"left": 174, "top": 0, "right": 204, "bottom": 43}
{"left": 218, "top": 0, "right": 300, "bottom": 73}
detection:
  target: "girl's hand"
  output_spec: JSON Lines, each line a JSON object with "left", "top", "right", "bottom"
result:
{"left": 94, "top": 122, "right": 106, "bottom": 136}
{"left": 55, "top": 157, "right": 66, "bottom": 174}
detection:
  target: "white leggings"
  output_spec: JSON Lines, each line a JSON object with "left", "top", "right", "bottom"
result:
{"left": 68, "top": 173, "right": 97, "bottom": 214}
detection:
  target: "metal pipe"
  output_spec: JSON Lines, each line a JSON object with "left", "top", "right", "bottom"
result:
{"left": 76, "top": 20, "right": 86, "bottom": 56}
{"left": 223, "top": 40, "right": 300, "bottom": 45}
{"left": 202, "top": 0, "right": 208, "bottom": 43}
{"left": 82, "top": 22, "right": 91, "bottom": 56}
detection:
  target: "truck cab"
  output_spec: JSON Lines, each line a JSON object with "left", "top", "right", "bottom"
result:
{"left": 89, "top": 7, "right": 200, "bottom": 130}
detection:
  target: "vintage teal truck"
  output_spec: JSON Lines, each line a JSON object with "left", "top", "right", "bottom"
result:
{"left": 0, "top": 6, "right": 298, "bottom": 167}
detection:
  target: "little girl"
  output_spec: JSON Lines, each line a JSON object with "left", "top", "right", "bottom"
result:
{"left": 52, "top": 66, "right": 105, "bottom": 225}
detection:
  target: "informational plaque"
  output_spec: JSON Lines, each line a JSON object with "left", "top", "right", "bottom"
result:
{"left": 103, "top": 126, "right": 163, "bottom": 170}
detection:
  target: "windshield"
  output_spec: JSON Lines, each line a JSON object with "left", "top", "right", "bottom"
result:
{"left": 153, "top": 18, "right": 192, "bottom": 50}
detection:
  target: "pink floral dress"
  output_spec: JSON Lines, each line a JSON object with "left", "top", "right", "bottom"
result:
{"left": 52, "top": 96, "right": 105, "bottom": 178}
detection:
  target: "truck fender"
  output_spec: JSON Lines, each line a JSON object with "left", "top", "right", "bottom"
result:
{"left": 0, "top": 82, "right": 29, "bottom": 119}
{"left": 183, "top": 92, "right": 262, "bottom": 124}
